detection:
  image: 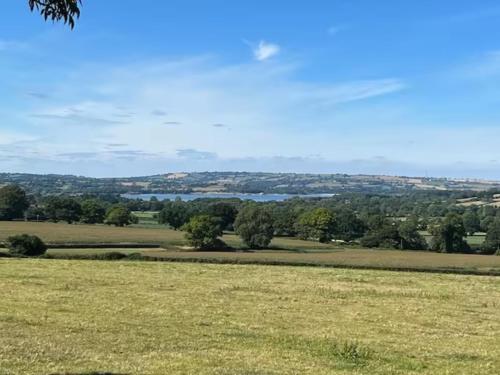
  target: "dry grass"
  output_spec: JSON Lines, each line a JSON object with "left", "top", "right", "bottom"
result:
{"left": 0, "top": 221, "right": 337, "bottom": 250}
{"left": 1, "top": 259, "right": 499, "bottom": 374}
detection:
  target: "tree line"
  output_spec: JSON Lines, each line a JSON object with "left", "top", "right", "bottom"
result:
{"left": 1, "top": 184, "right": 500, "bottom": 254}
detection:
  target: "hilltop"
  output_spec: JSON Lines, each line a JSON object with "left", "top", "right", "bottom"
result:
{"left": 1, "top": 171, "right": 500, "bottom": 196}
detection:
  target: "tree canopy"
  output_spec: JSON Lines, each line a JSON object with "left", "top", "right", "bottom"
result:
{"left": 28, "top": 0, "right": 82, "bottom": 28}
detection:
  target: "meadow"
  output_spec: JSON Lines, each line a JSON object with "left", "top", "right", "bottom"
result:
{"left": 1, "top": 259, "right": 499, "bottom": 374}
{"left": 2, "top": 221, "right": 500, "bottom": 275}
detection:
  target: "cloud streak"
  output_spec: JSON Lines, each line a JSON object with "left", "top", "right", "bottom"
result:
{"left": 253, "top": 41, "right": 280, "bottom": 61}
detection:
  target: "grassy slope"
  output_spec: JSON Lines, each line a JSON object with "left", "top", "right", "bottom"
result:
{"left": 1, "top": 260, "right": 499, "bottom": 374}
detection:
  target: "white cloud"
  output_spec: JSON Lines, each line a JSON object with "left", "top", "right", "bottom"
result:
{"left": 253, "top": 41, "right": 280, "bottom": 61}
{"left": 3, "top": 55, "right": 410, "bottom": 176}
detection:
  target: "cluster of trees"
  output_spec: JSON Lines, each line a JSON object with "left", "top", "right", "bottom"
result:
{"left": 0, "top": 185, "right": 137, "bottom": 227}
{"left": 2, "top": 184, "right": 500, "bottom": 253}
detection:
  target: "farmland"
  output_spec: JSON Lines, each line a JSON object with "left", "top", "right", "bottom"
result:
{"left": 1, "top": 259, "right": 499, "bottom": 374}
{"left": 1, "top": 221, "right": 500, "bottom": 275}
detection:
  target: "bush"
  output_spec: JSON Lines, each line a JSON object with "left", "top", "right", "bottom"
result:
{"left": 94, "top": 252, "right": 128, "bottom": 260}
{"left": 6, "top": 234, "right": 47, "bottom": 257}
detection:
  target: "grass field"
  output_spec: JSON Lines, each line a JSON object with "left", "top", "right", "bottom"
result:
{"left": 2, "top": 221, "right": 500, "bottom": 275}
{"left": 1, "top": 259, "right": 499, "bottom": 374}
{"left": 0, "top": 221, "right": 339, "bottom": 250}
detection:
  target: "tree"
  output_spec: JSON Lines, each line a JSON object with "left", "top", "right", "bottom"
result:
{"left": 334, "top": 209, "right": 366, "bottom": 242}
{"left": 462, "top": 210, "right": 480, "bottom": 236}
{"left": 296, "top": 208, "right": 336, "bottom": 243}
{"left": 182, "top": 215, "right": 225, "bottom": 250}
{"left": 28, "top": 0, "right": 82, "bottom": 29}
{"left": 271, "top": 205, "right": 301, "bottom": 237}
{"left": 0, "top": 185, "right": 30, "bottom": 220}
{"left": 398, "top": 220, "right": 428, "bottom": 250}
{"left": 44, "top": 196, "right": 82, "bottom": 223}
{"left": 81, "top": 199, "right": 106, "bottom": 224}
{"left": 105, "top": 205, "right": 136, "bottom": 227}
{"left": 360, "top": 222, "right": 401, "bottom": 249}
{"left": 206, "top": 202, "right": 238, "bottom": 231}
{"left": 430, "top": 213, "right": 470, "bottom": 253}
{"left": 481, "top": 218, "right": 500, "bottom": 254}
{"left": 234, "top": 205, "right": 274, "bottom": 249}
{"left": 158, "top": 200, "right": 190, "bottom": 230}
{"left": 6, "top": 234, "right": 47, "bottom": 257}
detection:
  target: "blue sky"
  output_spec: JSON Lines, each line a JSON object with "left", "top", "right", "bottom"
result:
{"left": 1, "top": 1, "right": 500, "bottom": 178}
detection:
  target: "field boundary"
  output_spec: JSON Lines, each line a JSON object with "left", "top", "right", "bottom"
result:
{"left": 36, "top": 252, "right": 500, "bottom": 277}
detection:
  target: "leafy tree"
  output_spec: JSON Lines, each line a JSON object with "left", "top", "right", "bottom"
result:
{"left": 234, "top": 205, "right": 274, "bottom": 249}
{"left": 480, "top": 216, "right": 495, "bottom": 233}
{"left": 206, "top": 202, "right": 238, "bottom": 231}
{"left": 105, "top": 205, "right": 136, "bottom": 227}
{"left": 398, "top": 220, "right": 428, "bottom": 250}
{"left": 430, "top": 213, "right": 470, "bottom": 253}
{"left": 148, "top": 196, "right": 164, "bottom": 211}
{"left": 6, "top": 234, "right": 47, "bottom": 257}
{"left": 296, "top": 208, "right": 336, "bottom": 243}
{"left": 481, "top": 218, "right": 500, "bottom": 254}
{"left": 462, "top": 210, "right": 480, "bottom": 236}
{"left": 360, "top": 222, "right": 401, "bottom": 249}
{"left": 44, "top": 196, "right": 82, "bottom": 223}
{"left": 0, "top": 185, "right": 30, "bottom": 220}
{"left": 158, "top": 199, "right": 191, "bottom": 230}
{"left": 334, "top": 209, "right": 366, "bottom": 242}
{"left": 271, "top": 205, "right": 301, "bottom": 237}
{"left": 28, "top": 0, "right": 82, "bottom": 28}
{"left": 81, "top": 199, "right": 106, "bottom": 224}
{"left": 182, "top": 215, "right": 225, "bottom": 250}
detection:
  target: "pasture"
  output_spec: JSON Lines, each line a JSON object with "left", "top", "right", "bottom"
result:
{"left": 1, "top": 221, "right": 499, "bottom": 275}
{"left": 0, "top": 221, "right": 340, "bottom": 250}
{"left": 1, "top": 259, "right": 499, "bottom": 374}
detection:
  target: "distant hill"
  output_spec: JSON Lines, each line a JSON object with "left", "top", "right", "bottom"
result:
{"left": 2, "top": 172, "right": 500, "bottom": 196}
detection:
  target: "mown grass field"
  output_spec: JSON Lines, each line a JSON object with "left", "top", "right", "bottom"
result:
{"left": 1, "top": 259, "right": 499, "bottom": 374}
{"left": 2, "top": 221, "right": 500, "bottom": 275}
{"left": 0, "top": 221, "right": 339, "bottom": 250}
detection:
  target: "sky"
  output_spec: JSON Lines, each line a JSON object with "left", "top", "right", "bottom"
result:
{"left": 1, "top": 1, "right": 500, "bottom": 178}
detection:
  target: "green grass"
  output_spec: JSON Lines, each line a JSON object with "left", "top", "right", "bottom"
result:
{"left": 1, "top": 259, "right": 499, "bottom": 374}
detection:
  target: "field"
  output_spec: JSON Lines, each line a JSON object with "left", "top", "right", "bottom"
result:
{"left": 2, "top": 221, "right": 500, "bottom": 275}
{"left": 1, "top": 259, "right": 499, "bottom": 374}
{"left": 0, "top": 221, "right": 342, "bottom": 250}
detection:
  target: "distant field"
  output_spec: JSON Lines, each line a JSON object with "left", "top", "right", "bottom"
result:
{"left": 0, "top": 221, "right": 338, "bottom": 251}
{"left": 1, "top": 260, "right": 499, "bottom": 374}
{"left": 43, "top": 248, "right": 500, "bottom": 275}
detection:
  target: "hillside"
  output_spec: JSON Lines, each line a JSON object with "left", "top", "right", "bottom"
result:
{"left": 1, "top": 171, "right": 500, "bottom": 196}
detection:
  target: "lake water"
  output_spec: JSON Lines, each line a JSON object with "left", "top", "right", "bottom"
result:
{"left": 122, "top": 192, "right": 335, "bottom": 202}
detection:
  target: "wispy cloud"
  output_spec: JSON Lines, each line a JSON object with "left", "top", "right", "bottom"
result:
{"left": 176, "top": 149, "right": 217, "bottom": 160}
{"left": 151, "top": 109, "right": 167, "bottom": 116}
{"left": 457, "top": 51, "right": 500, "bottom": 79}
{"left": 252, "top": 41, "right": 280, "bottom": 61}
{"left": 4, "top": 55, "right": 407, "bottom": 176}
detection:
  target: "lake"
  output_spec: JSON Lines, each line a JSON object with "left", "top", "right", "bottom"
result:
{"left": 122, "top": 192, "right": 335, "bottom": 202}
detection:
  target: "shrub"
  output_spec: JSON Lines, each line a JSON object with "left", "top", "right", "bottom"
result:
{"left": 6, "top": 234, "right": 47, "bottom": 257}
{"left": 94, "top": 252, "right": 128, "bottom": 260}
